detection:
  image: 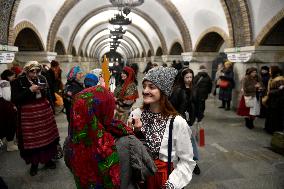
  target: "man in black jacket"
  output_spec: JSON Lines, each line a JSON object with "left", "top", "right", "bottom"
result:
{"left": 193, "top": 65, "right": 213, "bottom": 123}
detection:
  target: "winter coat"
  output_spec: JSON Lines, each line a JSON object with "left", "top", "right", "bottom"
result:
{"left": 192, "top": 72, "right": 212, "bottom": 101}
{"left": 243, "top": 75, "right": 263, "bottom": 97}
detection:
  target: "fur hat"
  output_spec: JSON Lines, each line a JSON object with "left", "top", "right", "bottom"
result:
{"left": 143, "top": 66, "right": 178, "bottom": 96}
{"left": 23, "top": 61, "right": 41, "bottom": 73}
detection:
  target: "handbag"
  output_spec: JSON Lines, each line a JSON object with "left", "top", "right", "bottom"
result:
{"left": 219, "top": 79, "right": 229, "bottom": 89}
{"left": 244, "top": 96, "right": 254, "bottom": 108}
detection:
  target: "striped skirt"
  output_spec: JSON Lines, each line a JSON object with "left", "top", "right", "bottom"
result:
{"left": 20, "top": 98, "right": 59, "bottom": 149}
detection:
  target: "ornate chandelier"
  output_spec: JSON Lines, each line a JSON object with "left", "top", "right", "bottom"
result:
{"left": 109, "top": 0, "right": 144, "bottom": 7}
{"left": 110, "top": 26, "right": 126, "bottom": 35}
{"left": 110, "top": 0, "right": 144, "bottom": 15}
{"left": 109, "top": 12, "right": 131, "bottom": 25}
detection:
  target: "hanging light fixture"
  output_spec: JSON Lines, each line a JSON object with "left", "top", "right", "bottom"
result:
{"left": 109, "top": 0, "right": 144, "bottom": 7}
{"left": 109, "top": 11, "right": 131, "bottom": 25}
{"left": 110, "top": 0, "right": 144, "bottom": 15}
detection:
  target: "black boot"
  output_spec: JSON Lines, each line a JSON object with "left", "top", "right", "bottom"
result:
{"left": 248, "top": 118, "right": 255, "bottom": 129}
{"left": 218, "top": 101, "right": 225, "bottom": 108}
{"left": 193, "top": 164, "right": 201, "bottom": 175}
{"left": 30, "top": 164, "right": 38, "bottom": 176}
{"left": 225, "top": 101, "right": 231, "bottom": 111}
{"left": 245, "top": 118, "right": 250, "bottom": 128}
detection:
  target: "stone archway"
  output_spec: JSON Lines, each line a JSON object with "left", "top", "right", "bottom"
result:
{"left": 156, "top": 47, "right": 163, "bottom": 56}
{"left": 14, "top": 27, "right": 44, "bottom": 51}
{"left": 66, "top": 5, "right": 165, "bottom": 55}
{"left": 147, "top": 50, "right": 152, "bottom": 57}
{"left": 170, "top": 42, "right": 183, "bottom": 55}
{"left": 55, "top": 39, "right": 66, "bottom": 55}
{"left": 195, "top": 27, "right": 229, "bottom": 52}
{"left": 255, "top": 8, "right": 284, "bottom": 46}
{"left": 71, "top": 46, "right": 77, "bottom": 56}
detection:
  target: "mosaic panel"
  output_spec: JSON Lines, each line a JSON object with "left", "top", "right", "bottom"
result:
{"left": 0, "top": 0, "right": 15, "bottom": 44}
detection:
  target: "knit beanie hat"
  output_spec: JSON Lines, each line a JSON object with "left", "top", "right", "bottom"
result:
{"left": 143, "top": 66, "right": 178, "bottom": 96}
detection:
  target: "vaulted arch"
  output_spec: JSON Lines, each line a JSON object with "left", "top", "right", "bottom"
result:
{"left": 66, "top": 5, "right": 166, "bottom": 55}
{"left": 156, "top": 47, "right": 163, "bottom": 56}
{"left": 170, "top": 42, "right": 183, "bottom": 55}
{"left": 255, "top": 8, "right": 284, "bottom": 46}
{"left": 13, "top": 21, "right": 45, "bottom": 51}
{"left": 54, "top": 39, "right": 66, "bottom": 55}
{"left": 195, "top": 27, "right": 229, "bottom": 52}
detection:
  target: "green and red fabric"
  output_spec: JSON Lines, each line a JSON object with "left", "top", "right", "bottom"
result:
{"left": 65, "top": 86, "right": 133, "bottom": 189}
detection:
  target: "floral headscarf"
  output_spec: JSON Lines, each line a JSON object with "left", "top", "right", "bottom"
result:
{"left": 23, "top": 61, "right": 41, "bottom": 73}
{"left": 67, "top": 66, "right": 83, "bottom": 81}
{"left": 66, "top": 86, "right": 133, "bottom": 189}
{"left": 119, "top": 66, "right": 139, "bottom": 100}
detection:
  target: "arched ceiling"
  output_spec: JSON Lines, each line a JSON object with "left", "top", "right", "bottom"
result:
{"left": 9, "top": 0, "right": 284, "bottom": 58}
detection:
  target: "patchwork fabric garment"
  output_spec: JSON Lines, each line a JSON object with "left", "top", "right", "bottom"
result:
{"left": 64, "top": 86, "right": 133, "bottom": 189}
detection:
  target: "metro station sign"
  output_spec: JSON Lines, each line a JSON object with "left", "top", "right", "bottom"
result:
{"left": 227, "top": 52, "right": 252, "bottom": 63}
{"left": 0, "top": 52, "right": 15, "bottom": 63}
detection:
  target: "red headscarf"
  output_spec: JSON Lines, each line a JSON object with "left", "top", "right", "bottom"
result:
{"left": 119, "top": 66, "right": 139, "bottom": 100}
{"left": 65, "top": 86, "right": 133, "bottom": 188}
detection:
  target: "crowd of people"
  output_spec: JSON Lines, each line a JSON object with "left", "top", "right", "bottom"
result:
{"left": 0, "top": 58, "right": 283, "bottom": 189}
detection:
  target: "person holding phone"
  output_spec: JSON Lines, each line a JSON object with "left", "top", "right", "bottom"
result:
{"left": 11, "top": 61, "right": 60, "bottom": 176}
{"left": 129, "top": 66, "right": 195, "bottom": 189}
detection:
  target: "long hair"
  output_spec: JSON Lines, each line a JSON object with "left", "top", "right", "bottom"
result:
{"left": 174, "top": 68, "right": 194, "bottom": 90}
{"left": 270, "top": 65, "right": 283, "bottom": 79}
{"left": 142, "top": 92, "right": 178, "bottom": 118}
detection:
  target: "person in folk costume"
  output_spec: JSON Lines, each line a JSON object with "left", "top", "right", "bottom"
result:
{"left": 64, "top": 86, "right": 156, "bottom": 189}
{"left": 129, "top": 66, "right": 196, "bottom": 189}
{"left": 0, "top": 69, "right": 18, "bottom": 152}
{"left": 218, "top": 61, "right": 235, "bottom": 110}
{"left": 170, "top": 68, "right": 201, "bottom": 175}
{"left": 84, "top": 73, "right": 99, "bottom": 88}
{"left": 63, "top": 66, "right": 84, "bottom": 124}
{"left": 114, "top": 66, "right": 139, "bottom": 123}
{"left": 237, "top": 67, "right": 264, "bottom": 129}
{"left": 263, "top": 65, "right": 284, "bottom": 134}
{"left": 11, "top": 61, "right": 60, "bottom": 176}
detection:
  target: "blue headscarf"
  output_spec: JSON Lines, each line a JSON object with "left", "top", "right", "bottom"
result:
{"left": 84, "top": 73, "right": 99, "bottom": 87}
{"left": 67, "top": 66, "right": 83, "bottom": 81}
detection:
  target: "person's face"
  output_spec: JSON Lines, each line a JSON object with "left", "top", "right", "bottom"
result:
{"left": 76, "top": 72, "right": 84, "bottom": 80}
{"left": 250, "top": 70, "right": 257, "bottom": 77}
{"left": 184, "top": 72, "right": 193, "bottom": 85}
{"left": 7, "top": 74, "right": 16, "bottom": 81}
{"left": 142, "top": 80, "right": 161, "bottom": 105}
{"left": 27, "top": 69, "right": 40, "bottom": 80}
{"left": 121, "top": 72, "right": 127, "bottom": 80}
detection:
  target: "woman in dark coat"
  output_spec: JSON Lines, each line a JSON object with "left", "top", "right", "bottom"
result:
{"left": 63, "top": 66, "right": 84, "bottom": 124}
{"left": 11, "top": 61, "right": 60, "bottom": 176}
{"left": 170, "top": 68, "right": 200, "bottom": 175}
{"left": 218, "top": 61, "right": 235, "bottom": 110}
{"left": 264, "top": 66, "right": 284, "bottom": 134}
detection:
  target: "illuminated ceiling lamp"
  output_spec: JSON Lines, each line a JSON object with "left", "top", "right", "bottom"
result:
{"left": 109, "top": 0, "right": 144, "bottom": 15}
{"left": 109, "top": 12, "right": 131, "bottom": 25}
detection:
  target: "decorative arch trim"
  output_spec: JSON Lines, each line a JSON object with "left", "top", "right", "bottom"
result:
{"left": 67, "top": 5, "right": 162, "bottom": 55}
{"left": 194, "top": 27, "right": 230, "bottom": 52}
{"left": 8, "top": 0, "right": 21, "bottom": 45}
{"left": 13, "top": 20, "right": 45, "bottom": 51}
{"left": 78, "top": 22, "right": 147, "bottom": 56}
{"left": 54, "top": 37, "right": 66, "bottom": 54}
{"left": 156, "top": 0, "right": 191, "bottom": 52}
{"left": 255, "top": 8, "right": 284, "bottom": 46}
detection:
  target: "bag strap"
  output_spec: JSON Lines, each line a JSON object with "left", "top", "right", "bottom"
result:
{"left": 167, "top": 116, "right": 175, "bottom": 178}
{"left": 195, "top": 76, "right": 203, "bottom": 87}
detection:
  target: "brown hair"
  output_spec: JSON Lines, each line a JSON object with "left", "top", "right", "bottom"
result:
{"left": 142, "top": 92, "right": 178, "bottom": 118}
{"left": 270, "top": 65, "right": 283, "bottom": 78}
